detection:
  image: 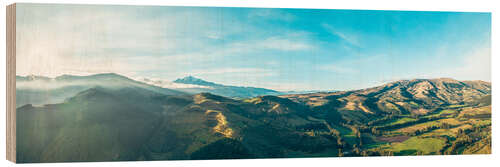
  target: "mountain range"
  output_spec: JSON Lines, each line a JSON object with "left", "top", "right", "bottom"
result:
{"left": 15, "top": 74, "right": 491, "bottom": 162}
{"left": 15, "top": 73, "right": 185, "bottom": 107}
{"left": 282, "top": 78, "right": 491, "bottom": 123}
{"left": 16, "top": 74, "right": 288, "bottom": 107}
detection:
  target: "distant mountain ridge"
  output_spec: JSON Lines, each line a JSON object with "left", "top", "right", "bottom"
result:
{"left": 172, "top": 76, "right": 282, "bottom": 98}
{"left": 174, "top": 76, "right": 219, "bottom": 87}
{"left": 15, "top": 73, "right": 287, "bottom": 106}
{"left": 137, "top": 77, "right": 210, "bottom": 89}
{"left": 15, "top": 73, "right": 186, "bottom": 107}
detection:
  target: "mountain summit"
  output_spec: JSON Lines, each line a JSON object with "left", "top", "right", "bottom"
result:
{"left": 172, "top": 76, "right": 281, "bottom": 98}
{"left": 173, "top": 76, "right": 218, "bottom": 87}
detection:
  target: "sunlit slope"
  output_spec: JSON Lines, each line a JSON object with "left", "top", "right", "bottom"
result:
{"left": 145, "top": 93, "right": 340, "bottom": 160}
{"left": 282, "top": 78, "right": 491, "bottom": 122}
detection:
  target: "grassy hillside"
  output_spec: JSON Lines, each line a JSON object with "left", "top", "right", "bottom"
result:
{"left": 17, "top": 87, "right": 340, "bottom": 162}
{"left": 17, "top": 88, "right": 163, "bottom": 162}
{"left": 16, "top": 78, "right": 491, "bottom": 162}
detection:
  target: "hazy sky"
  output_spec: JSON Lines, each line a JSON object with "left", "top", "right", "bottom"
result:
{"left": 16, "top": 4, "right": 491, "bottom": 91}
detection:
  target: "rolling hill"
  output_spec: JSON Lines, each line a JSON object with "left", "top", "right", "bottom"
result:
{"left": 17, "top": 86, "right": 338, "bottom": 162}
{"left": 15, "top": 77, "right": 491, "bottom": 162}
{"left": 282, "top": 78, "right": 491, "bottom": 123}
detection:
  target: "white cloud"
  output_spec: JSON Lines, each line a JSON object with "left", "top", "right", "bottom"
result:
{"left": 223, "top": 32, "right": 314, "bottom": 54}
{"left": 180, "top": 68, "right": 277, "bottom": 80}
{"left": 248, "top": 9, "right": 295, "bottom": 22}
{"left": 441, "top": 46, "right": 491, "bottom": 82}
{"left": 319, "top": 54, "right": 388, "bottom": 74}
{"left": 16, "top": 5, "right": 182, "bottom": 77}
{"left": 15, "top": 4, "right": 314, "bottom": 79}
{"left": 319, "top": 65, "right": 358, "bottom": 74}
{"left": 133, "top": 77, "right": 212, "bottom": 89}
{"left": 188, "top": 68, "right": 271, "bottom": 75}
{"left": 375, "top": 45, "right": 491, "bottom": 83}
{"left": 259, "top": 36, "right": 313, "bottom": 51}
{"left": 259, "top": 82, "right": 318, "bottom": 92}
{"left": 322, "top": 23, "right": 360, "bottom": 47}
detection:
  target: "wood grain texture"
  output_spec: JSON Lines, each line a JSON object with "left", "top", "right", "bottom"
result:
{"left": 6, "top": 3, "right": 16, "bottom": 163}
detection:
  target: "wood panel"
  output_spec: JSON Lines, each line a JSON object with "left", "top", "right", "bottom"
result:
{"left": 6, "top": 3, "right": 17, "bottom": 163}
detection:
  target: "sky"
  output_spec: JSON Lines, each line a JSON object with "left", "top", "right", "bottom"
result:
{"left": 16, "top": 3, "right": 491, "bottom": 91}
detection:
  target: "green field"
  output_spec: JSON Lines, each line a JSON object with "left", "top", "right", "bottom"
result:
{"left": 390, "top": 137, "right": 446, "bottom": 155}
{"left": 388, "top": 117, "right": 418, "bottom": 125}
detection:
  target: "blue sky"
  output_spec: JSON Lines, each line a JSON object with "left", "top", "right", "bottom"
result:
{"left": 16, "top": 4, "right": 491, "bottom": 91}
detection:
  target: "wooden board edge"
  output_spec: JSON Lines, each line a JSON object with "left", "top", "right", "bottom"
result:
{"left": 6, "top": 3, "right": 16, "bottom": 163}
